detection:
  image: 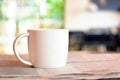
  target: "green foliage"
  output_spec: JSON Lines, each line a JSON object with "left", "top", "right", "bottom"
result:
{"left": 46, "top": 0, "right": 64, "bottom": 20}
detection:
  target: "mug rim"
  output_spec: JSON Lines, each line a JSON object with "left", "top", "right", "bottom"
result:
{"left": 28, "top": 28, "right": 68, "bottom": 31}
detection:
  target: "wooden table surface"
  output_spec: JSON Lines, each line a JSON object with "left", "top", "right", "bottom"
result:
{"left": 0, "top": 51, "right": 120, "bottom": 80}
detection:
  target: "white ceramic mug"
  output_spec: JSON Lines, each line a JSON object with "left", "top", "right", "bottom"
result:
{"left": 13, "top": 29, "right": 69, "bottom": 68}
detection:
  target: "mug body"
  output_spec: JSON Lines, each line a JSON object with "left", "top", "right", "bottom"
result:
{"left": 28, "top": 29, "right": 68, "bottom": 68}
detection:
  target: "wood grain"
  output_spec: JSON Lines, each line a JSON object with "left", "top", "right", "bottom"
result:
{"left": 0, "top": 51, "right": 120, "bottom": 80}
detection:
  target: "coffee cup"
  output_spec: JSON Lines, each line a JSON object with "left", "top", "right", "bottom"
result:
{"left": 13, "top": 29, "right": 69, "bottom": 68}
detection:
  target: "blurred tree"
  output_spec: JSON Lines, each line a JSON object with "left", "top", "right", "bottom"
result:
{"left": 46, "top": 0, "right": 63, "bottom": 19}
{"left": 45, "top": 0, "right": 64, "bottom": 28}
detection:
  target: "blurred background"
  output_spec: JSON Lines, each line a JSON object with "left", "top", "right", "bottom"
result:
{"left": 0, "top": 0, "right": 120, "bottom": 54}
{"left": 66, "top": 0, "right": 120, "bottom": 52}
{"left": 0, "top": 0, "right": 64, "bottom": 54}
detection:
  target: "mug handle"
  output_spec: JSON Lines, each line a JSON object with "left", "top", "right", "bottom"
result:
{"left": 13, "top": 33, "right": 32, "bottom": 66}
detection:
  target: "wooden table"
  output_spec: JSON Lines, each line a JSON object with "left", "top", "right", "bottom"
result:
{"left": 0, "top": 51, "right": 120, "bottom": 80}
